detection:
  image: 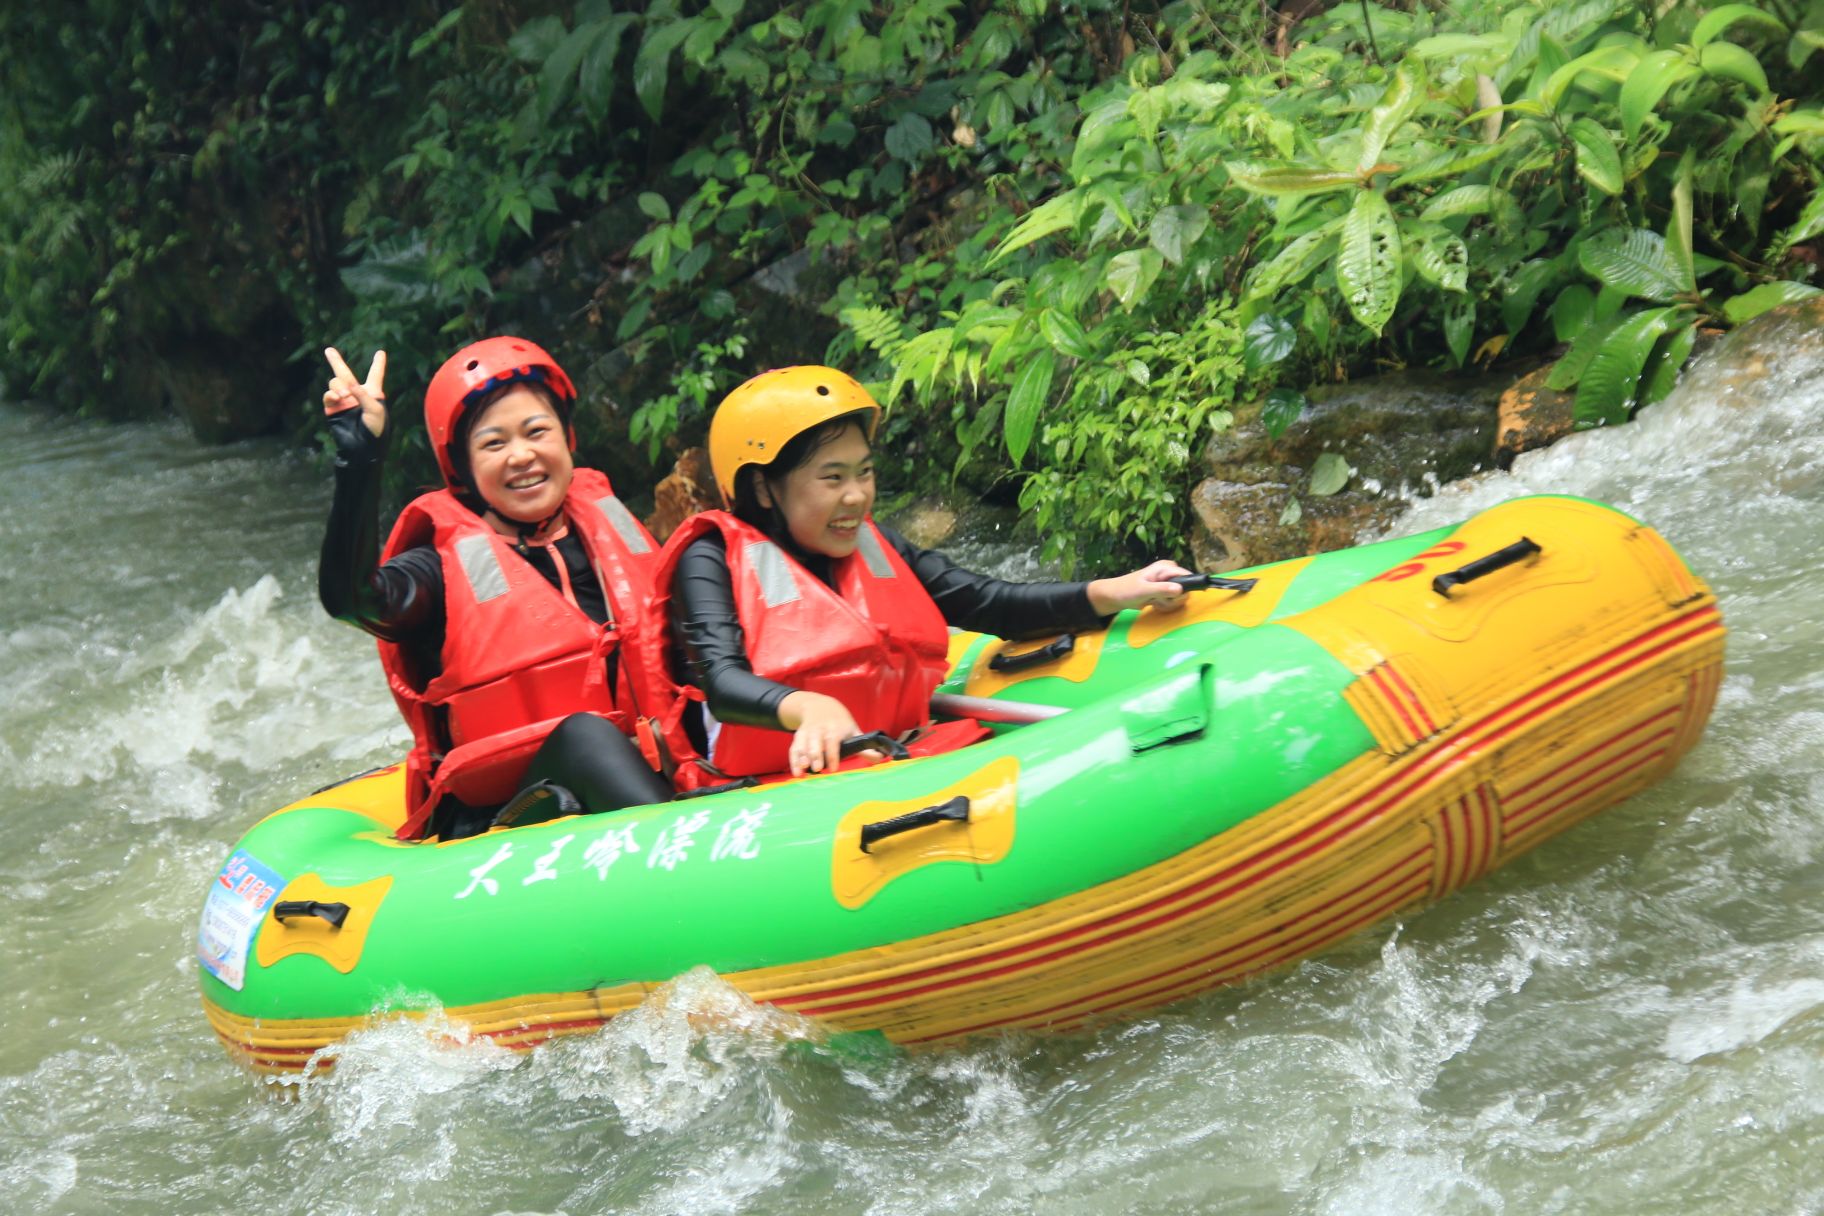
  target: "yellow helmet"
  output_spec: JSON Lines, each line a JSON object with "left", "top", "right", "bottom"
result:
{"left": 707, "top": 366, "right": 881, "bottom": 506}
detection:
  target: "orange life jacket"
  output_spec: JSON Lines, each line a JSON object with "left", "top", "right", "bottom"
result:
{"left": 378, "top": 468, "right": 660, "bottom": 838}
{"left": 630, "top": 511, "right": 960, "bottom": 788}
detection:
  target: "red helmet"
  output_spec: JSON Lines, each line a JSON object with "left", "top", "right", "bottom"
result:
{"left": 423, "top": 336, "right": 578, "bottom": 489}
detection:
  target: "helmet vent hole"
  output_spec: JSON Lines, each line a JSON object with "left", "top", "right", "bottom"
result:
{"left": 816, "top": 385, "right": 830, "bottom": 395}
{"left": 466, "top": 360, "right": 480, "bottom": 371}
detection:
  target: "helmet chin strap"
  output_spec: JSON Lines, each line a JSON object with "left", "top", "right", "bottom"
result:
{"left": 508, "top": 508, "right": 568, "bottom": 557}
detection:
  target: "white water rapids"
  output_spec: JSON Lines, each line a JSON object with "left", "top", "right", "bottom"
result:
{"left": 1, "top": 316, "right": 1821, "bottom": 1214}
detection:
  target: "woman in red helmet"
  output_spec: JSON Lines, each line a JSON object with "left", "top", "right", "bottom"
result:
{"left": 318, "top": 339, "right": 671, "bottom": 841}
{"left": 632, "top": 366, "right": 1193, "bottom": 789}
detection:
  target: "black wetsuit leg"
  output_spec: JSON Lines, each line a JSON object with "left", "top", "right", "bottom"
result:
{"left": 520, "top": 713, "right": 673, "bottom": 813}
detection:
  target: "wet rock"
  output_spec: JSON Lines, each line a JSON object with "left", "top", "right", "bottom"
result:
{"left": 1672, "top": 296, "right": 1824, "bottom": 407}
{"left": 886, "top": 496, "right": 961, "bottom": 549}
{"left": 1190, "top": 370, "right": 1499, "bottom": 569}
{"left": 1493, "top": 362, "right": 1576, "bottom": 469}
{"left": 645, "top": 447, "right": 719, "bottom": 543}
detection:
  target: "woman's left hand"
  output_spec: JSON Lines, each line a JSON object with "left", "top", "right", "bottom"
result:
{"left": 1087, "top": 559, "right": 1194, "bottom": 615}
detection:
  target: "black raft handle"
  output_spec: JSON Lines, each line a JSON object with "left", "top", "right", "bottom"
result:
{"left": 840, "top": 731, "right": 912, "bottom": 762}
{"left": 1432, "top": 537, "right": 1542, "bottom": 599}
{"left": 1167, "top": 573, "right": 1260, "bottom": 593}
{"left": 272, "top": 900, "right": 350, "bottom": 929}
{"left": 988, "top": 633, "right": 1075, "bottom": 674}
{"left": 859, "top": 795, "right": 971, "bottom": 854}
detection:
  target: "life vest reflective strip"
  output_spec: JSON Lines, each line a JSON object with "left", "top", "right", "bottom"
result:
{"left": 628, "top": 511, "right": 954, "bottom": 786}
{"left": 378, "top": 468, "right": 660, "bottom": 838}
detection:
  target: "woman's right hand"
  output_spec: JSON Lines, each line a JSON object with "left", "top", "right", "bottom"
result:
{"left": 323, "top": 347, "right": 387, "bottom": 439}
{"left": 777, "top": 691, "right": 865, "bottom": 777}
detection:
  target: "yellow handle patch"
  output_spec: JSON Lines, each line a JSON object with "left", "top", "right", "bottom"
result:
{"left": 255, "top": 873, "right": 394, "bottom": 975}
{"left": 963, "top": 633, "right": 1107, "bottom": 697}
{"left": 831, "top": 756, "right": 1019, "bottom": 910}
{"left": 1125, "top": 555, "right": 1316, "bottom": 649}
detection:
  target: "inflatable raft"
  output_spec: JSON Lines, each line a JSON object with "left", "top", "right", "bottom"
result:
{"left": 198, "top": 496, "right": 1723, "bottom": 1075}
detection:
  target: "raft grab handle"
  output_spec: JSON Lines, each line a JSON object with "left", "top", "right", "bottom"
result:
{"left": 841, "top": 732, "right": 912, "bottom": 762}
{"left": 988, "top": 634, "right": 1074, "bottom": 674}
{"left": 1167, "top": 573, "right": 1260, "bottom": 593}
{"left": 859, "top": 795, "right": 971, "bottom": 854}
{"left": 272, "top": 900, "right": 350, "bottom": 929}
{"left": 1432, "top": 537, "right": 1542, "bottom": 598}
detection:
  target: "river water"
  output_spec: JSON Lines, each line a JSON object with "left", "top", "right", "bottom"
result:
{"left": 2, "top": 321, "right": 1821, "bottom": 1215}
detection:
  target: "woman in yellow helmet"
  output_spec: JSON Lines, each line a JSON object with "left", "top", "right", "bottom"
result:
{"left": 629, "top": 366, "right": 1191, "bottom": 787}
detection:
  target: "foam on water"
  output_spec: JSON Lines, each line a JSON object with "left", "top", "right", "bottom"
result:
{"left": 2, "top": 313, "right": 1823, "bottom": 1215}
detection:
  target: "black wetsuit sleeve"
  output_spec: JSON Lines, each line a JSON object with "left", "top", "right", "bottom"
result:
{"left": 878, "top": 525, "right": 1106, "bottom": 640}
{"left": 317, "top": 411, "right": 444, "bottom": 642}
{"left": 670, "top": 534, "right": 797, "bottom": 728}
{"left": 669, "top": 526, "right": 1109, "bottom": 730}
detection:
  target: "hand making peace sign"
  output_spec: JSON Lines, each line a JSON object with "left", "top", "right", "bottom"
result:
{"left": 322, "top": 347, "right": 388, "bottom": 439}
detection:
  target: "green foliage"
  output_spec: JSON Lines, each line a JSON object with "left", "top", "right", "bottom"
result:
{"left": 1, "top": 0, "right": 1819, "bottom": 567}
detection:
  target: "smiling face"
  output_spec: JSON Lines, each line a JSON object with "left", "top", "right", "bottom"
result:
{"left": 464, "top": 386, "right": 574, "bottom": 525}
{"left": 757, "top": 421, "right": 875, "bottom": 559}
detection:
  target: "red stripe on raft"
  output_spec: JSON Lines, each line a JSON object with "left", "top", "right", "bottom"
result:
{"left": 935, "top": 869, "right": 1434, "bottom": 1042}
{"left": 1380, "top": 662, "right": 1437, "bottom": 736}
{"left": 1438, "top": 795, "right": 1457, "bottom": 893}
{"left": 1506, "top": 748, "right": 1670, "bottom": 837}
{"left": 1081, "top": 874, "right": 1432, "bottom": 1021}
{"left": 783, "top": 609, "right": 1721, "bottom": 1014}
{"left": 1368, "top": 665, "right": 1427, "bottom": 744}
{"left": 910, "top": 851, "right": 1429, "bottom": 1040}
{"left": 1501, "top": 706, "right": 1681, "bottom": 803}
{"left": 1504, "top": 729, "right": 1675, "bottom": 821}
{"left": 1476, "top": 785, "right": 1497, "bottom": 878}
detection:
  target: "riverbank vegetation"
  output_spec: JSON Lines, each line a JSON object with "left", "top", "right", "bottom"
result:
{"left": 2, "top": 0, "right": 1818, "bottom": 566}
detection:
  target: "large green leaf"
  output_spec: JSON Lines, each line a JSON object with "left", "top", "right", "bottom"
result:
{"left": 579, "top": 15, "right": 638, "bottom": 125}
{"left": 1551, "top": 284, "right": 1596, "bottom": 343}
{"left": 1149, "top": 204, "right": 1210, "bottom": 266}
{"left": 1038, "top": 309, "right": 1095, "bottom": 359}
{"left": 1640, "top": 322, "right": 1699, "bottom": 408}
{"left": 1541, "top": 44, "right": 1640, "bottom": 113}
{"left": 1309, "top": 452, "right": 1352, "bottom": 496}
{"left": 1442, "top": 295, "right": 1475, "bottom": 369}
{"left": 1244, "top": 314, "right": 1298, "bottom": 370}
{"left": 634, "top": 19, "right": 697, "bottom": 122}
{"left": 1245, "top": 219, "right": 1343, "bottom": 299}
{"left": 990, "top": 190, "right": 1085, "bottom": 266}
{"left": 1792, "top": 27, "right": 1824, "bottom": 69}
{"left": 884, "top": 113, "right": 936, "bottom": 162}
{"left": 1421, "top": 184, "right": 1523, "bottom": 235}
{"left": 887, "top": 328, "right": 955, "bottom": 406}
{"left": 1337, "top": 191, "right": 1402, "bottom": 334}
{"left": 1668, "top": 155, "right": 1696, "bottom": 292}
{"left": 1574, "top": 307, "right": 1679, "bottom": 427}
{"left": 1692, "top": 4, "right": 1787, "bottom": 49}
{"left": 1547, "top": 313, "right": 1623, "bottom": 390}
{"left": 1359, "top": 64, "right": 1424, "bottom": 172}
{"left": 1619, "top": 50, "right": 1698, "bottom": 140}
{"left": 1697, "top": 41, "right": 1770, "bottom": 93}
{"left": 1502, "top": 258, "right": 1563, "bottom": 334}
{"left": 1407, "top": 222, "right": 1468, "bottom": 292}
{"left": 1226, "top": 163, "right": 1360, "bottom": 196}
{"left": 1262, "top": 388, "right": 1306, "bottom": 438}
{"left": 1004, "top": 351, "right": 1056, "bottom": 464}
{"left": 1578, "top": 228, "right": 1688, "bottom": 302}
{"left": 1721, "top": 280, "right": 1823, "bottom": 323}
{"left": 1568, "top": 117, "right": 1624, "bottom": 195}
{"left": 538, "top": 20, "right": 598, "bottom": 120}
{"left": 1105, "top": 249, "right": 1165, "bottom": 310}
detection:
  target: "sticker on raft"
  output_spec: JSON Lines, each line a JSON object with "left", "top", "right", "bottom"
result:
{"left": 196, "top": 849, "right": 287, "bottom": 991}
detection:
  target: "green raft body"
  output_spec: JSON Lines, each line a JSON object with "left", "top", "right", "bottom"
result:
{"left": 198, "top": 496, "right": 1724, "bottom": 1073}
